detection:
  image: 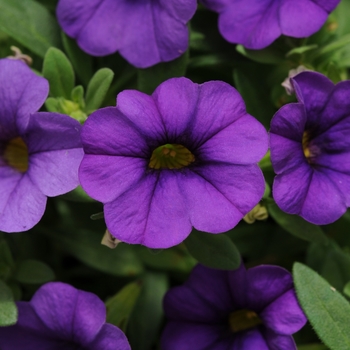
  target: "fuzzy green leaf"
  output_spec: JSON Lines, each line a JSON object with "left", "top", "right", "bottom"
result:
{"left": 0, "top": 0, "right": 61, "bottom": 57}
{"left": 0, "top": 280, "right": 17, "bottom": 326}
{"left": 85, "top": 68, "right": 114, "bottom": 114}
{"left": 293, "top": 263, "right": 350, "bottom": 350}
{"left": 184, "top": 229, "right": 241, "bottom": 270}
{"left": 42, "top": 47, "right": 75, "bottom": 99}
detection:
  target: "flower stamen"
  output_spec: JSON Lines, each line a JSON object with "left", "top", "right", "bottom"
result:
{"left": 3, "top": 137, "right": 29, "bottom": 172}
{"left": 228, "top": 309, "right": 263, "bottom": 333}
{"left": 149, "top": 144, "right": 195, "bottom": 170}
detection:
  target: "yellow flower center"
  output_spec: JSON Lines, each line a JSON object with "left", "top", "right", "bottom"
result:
{"left": 3, "top": 137, "right": 29, "bottom": 172}
{"left": 228, "top": 309, "right": 263, "bottom": 333}
{"left": 149, "top": 144, "right": 195, "bottom": 170}
{"left": 302, "top": 131, "right": 311, "bottom": 161}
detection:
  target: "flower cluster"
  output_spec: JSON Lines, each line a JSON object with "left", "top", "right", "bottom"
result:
{"left": 162, "top": 263, "right": 307, "bottom": 350}
{"left": 0, "top": 282, "right": 131, "bottom": 350}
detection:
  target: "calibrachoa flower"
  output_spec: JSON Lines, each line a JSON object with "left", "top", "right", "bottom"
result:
{"left": 162, "top": 263, "right": 307, "bottom": 350}
{"left": 56, "top": 0, "right": 197, "bottom": 68}
{"left": 0, "top": 282, "right": 131, "bottom": 350}
{"left": 270, "top": 71, "right": 350, "bottom": 225}
{"left": 200, "top": 0, "right": 340, "bottom": 49}
{"left": 0, "top": 58, "right": 83, "bottom": 232}
{"left": 79, "top": 77, "right": 268, "bottom": 248}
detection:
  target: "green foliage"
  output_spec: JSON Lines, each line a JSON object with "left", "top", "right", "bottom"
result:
{"left": 106, "top": 281, "right": 142, "bottom": 332}
{"left": 0, "top": 280, "right": 17, "bottom": 326}
{"left": 43, "top": 47, "right": 75, "bottom": 99}
{"left": 0, "top": 0, "right": 61, "bottom": 57}
{"left": 267, "top": 200, "right": 328, "bottom": 244}
{"left": 13, "top": 259, "right": 55, "bottom": 284}
{"left": 137, "top": 51, "right": 189, "bottom": 94}
{"left": 85, "top": 68, "right": 114, "bottom": 114}
{"left": 127, "top": 273, "right": 168, "bottom": 350}
{"left": 184, "top": 229, "right": 241, "bottom": 270}
{"left": 293, "top": 263, "right": 350, "bottom": 350}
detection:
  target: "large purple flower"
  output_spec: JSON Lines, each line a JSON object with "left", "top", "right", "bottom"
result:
{"left": 162, "top": 263, "right": 307, "bottom": 350}
{"left": 56, "top": 0, "right": 197, "bottom": 68}
{"left": 0, "top": 282, "right": 131, "bottom": 350}
{"left": 270, "top": 72, "right": 350, "bottom": 225}
{"left": 79, "top": 77, "right": 268, "bottom": 248}
{"left": 200, "top": 0, "right": 340, "bottom": 49}
{"left": 0, "top": 58, "right": 83, "bottom": 232}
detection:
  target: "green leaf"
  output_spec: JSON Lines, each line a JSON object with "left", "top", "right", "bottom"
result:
{"left": 298, "top": 344, "right": 328, "bottom": 350}
{"left": 127, "top": 273, "right": 168, "bottom": 350}
{"left": 85, "top": 68, "right": 114, "bottom": 114}
{"left": 286, "top": 44, "right": 318, "bottom": 57}
{"left": 13, "top": 259, "right": 55, "bottom": 284}
{"left": 184, "top": 230, "right": 241, "bottom": 270}
{"left": 236, "top": 44, "right": 284, "bottom": 64}
{"left": 42, "top": 47, "right": 75, "bottom": 99}
{"left": 106, "top": 281, "right": 142, "bottom": 332}
{"left": 267, "top": 200, "right": 328, "bottom": 244}
{"left": 293, "top": 263, "right": 350, "bottom": 350}
{"left": 0, "top": 0, "right": 61, "bottom": 57}
{"left": 56, "top": 229, "right": 144, "bottom": 276}
{"left": 0, "top": 280, "right": 17, "bottom": 326}
{"left": 71, "top": 85, "right": 85, "bottom": 109}
{"left": 343, "top": 281, "right": 350, "bottom": 298}
{"left": 45, "top": 97, "right": 60, "bottom": 113}
{"left": 62, "top": 33, "right": 93, "bottom": 86}
{"left": 137, "top": 51, "right": 189, "bottom": 94}
{"left": 0, "top": 240, "right": 14, "bottom": 268}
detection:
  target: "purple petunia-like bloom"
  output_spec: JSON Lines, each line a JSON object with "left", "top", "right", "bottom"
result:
{"left": 162, "top": 263, "right": 307, "bottom": 350}
{"left": 0, "top": 59, "right": 83, "bottom": 233}
{"left": 200, "top": 0, "right": 340, "bottom": 49}
{"left": 270, "top": 72, "right": 350, "bottom": 225}
{"left": 56, "top": 0, "right": 197, "bottom": 68}
{"left": 79, "top": 77, "right": 268, "bottom": 249}
{"left": 0, "top": 282, "right": 131, "bottom": 350}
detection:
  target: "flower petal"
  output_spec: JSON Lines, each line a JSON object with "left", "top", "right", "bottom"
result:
{"left": 31, "top": 282, "right": 106, "bottom": 345}
{"left": 81, "top": 107, "right": 149, "bottom": 157}
{"left": 260, "top": 289, "right": 307, "bottom": 335}
{"left": 232, "top": 328, "right": 269, "bottom": 350}
{"left": 88, "top": 324, "right": 131, "bottom": 350}
{"left": 279, "top": 0, "right": 328, "bottom": 37}
{"left": 0, "top": 302, "right": 59, "bottom": 350}
{"left": 164, "top": 265, "right": 233, "bottom": 322}
{"left": 79, "top": 155, "right": 147, "bottom": 203}
{"left": 218, "top": 0, "right": 280, "bottom": 49}
{"left": 199, "top": 114, "right": 268, "bottom": 165}
{"left": 161, "top": 322, "right": 230, "bottom": 350}
{"left": 245, "top": 266, "right": 294, "bottom": 313}
{"left": 263, "top": 329, "right": 298, "bottom": 350}
{"left": 0, "top": 59, "right": 48, "bottom": 137}
{"left": 104, "top": 171, "right": 192, "bottom": 248}
{"left": 0, "top": 171, "right": 46, "bottom": 232}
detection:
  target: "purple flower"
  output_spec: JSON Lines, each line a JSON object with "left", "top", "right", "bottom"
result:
{"left": 200, "top": 0, "right": 340, "bottom": 49}
{"left": 0, "top": 59, "right": 83, "bottom": 232}
{"left": 270, "top": 72, "right": 350, "bottom": 225}
{"left": 79, "top": 77, "right": 268, "bottom": 248}
{"left": 56, "top": 0, "right": 197, "bottom": 68}
{"left": 0, "top": 282, "right": 131, "bottom": 350}
{"left": 162, "top": 263, "right": 307, "bottom": 350}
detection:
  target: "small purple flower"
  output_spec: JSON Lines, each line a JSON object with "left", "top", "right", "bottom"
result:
{"left": 56, "top": 0, "right": 197, "bottom": 68}
{"left": 0, "top": 59, "right": 83, "bottom": 232}
{"left": 79, "top": 77, "right": 268, "bottom": 248}
{"left": 270, "top": 71, "right": 350, "bottom": 225}
{"left": 200, "top": 0, "right": 340, "bottom": 49}
{"left": 162, "top": 263, "right": 307, "bottom": 350}
{"left": 270, "top": 72, "right": 350, "bottom": 225}
{"left": 0, "top": 282, "right": 131, "bottom": 350}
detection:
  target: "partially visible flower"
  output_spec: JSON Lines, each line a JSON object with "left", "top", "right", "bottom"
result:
{"left": 243, "top": 203, "right": 268, "bottom": 224}
{"left": 79, "top": 77, "right": 268, "bottom": 248}
{"left": 200, "top": 0, "right": 340, "bottom": 49}
{"left": 0, "top": 282, "right": 131, "bottom": 350}
{"left": 270, "top": 71, "right": 350, "bottom": 224}
{"left": 0, "top": 58, "right": 83, "bottom": 232}
{"left": 281, "top": 66, "right": 311, "bottom": 95}
{"left": 162, "top": 263, "right": 307, "bottom": 350}
{"left": 56, "top": 0, "right": 197, "bottom": 68}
